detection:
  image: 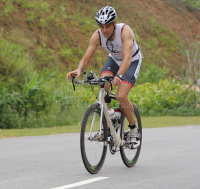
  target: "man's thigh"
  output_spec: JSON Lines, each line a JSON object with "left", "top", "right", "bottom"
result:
{"left": 101, "top": 57, "right": 119, "bottom": 76}
{"left": 122, "top": 59, "right": 141, "bottom": 87}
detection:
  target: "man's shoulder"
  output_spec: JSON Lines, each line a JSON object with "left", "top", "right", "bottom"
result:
{"left": 120, "top": 24, "right": 132, "bottom": 32}
{"left": 91, "top": 30, "right": 100, "bottom": 40}
{"left": 116, "top": 23, "right": 126, "bottom": 28}
{"left": 116, "top": 23, "right": 132, "bottom": 32}
{"left": 120, "top": 24, "right": 134, "bottom": 43}
{"left": 90, "top": 30, "right": 100, "bottom": 46}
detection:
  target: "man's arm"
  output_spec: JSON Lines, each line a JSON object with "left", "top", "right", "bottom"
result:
{"left": 66, "top": 30, "right": 100, "bottom": 81}
{"left": 77, "top": 30, "right": 100, "bottom": 71}
{"left": 117, "top": 25, "right": 134, "bottom": 75}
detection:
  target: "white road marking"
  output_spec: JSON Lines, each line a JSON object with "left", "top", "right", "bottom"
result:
{"left": 51, "top": 177, "right": 109, "bottom": 189}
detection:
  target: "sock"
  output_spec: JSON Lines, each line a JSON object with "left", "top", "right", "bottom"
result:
{"left": 128, "top": 124, "right": 136, "bottom": 129}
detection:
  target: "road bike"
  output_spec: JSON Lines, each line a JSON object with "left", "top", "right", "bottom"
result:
{"left": 72, "top": 70, "right": 142, "bottom": 174}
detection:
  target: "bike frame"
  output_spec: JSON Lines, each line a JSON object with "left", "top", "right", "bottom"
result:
{"left": 72, "top": 71, "right": 125, "bottom": 147}
{"left": 91, "top": 87, "right": 125, "bottom": 147}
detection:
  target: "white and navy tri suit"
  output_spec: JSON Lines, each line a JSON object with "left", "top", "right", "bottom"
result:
{"left": 99, "top": 23, "right": 142, "bottom": 87}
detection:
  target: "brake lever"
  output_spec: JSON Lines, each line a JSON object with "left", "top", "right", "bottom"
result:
{"left": 72, "top": 77, "right": 76, "bottom": 91}
{"left": 82, "top": 69, "right": 87, "bottom": 81}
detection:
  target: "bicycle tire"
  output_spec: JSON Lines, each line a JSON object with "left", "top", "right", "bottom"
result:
{"left": 120, "top": 104, "right": 142, "bottom": 167}
{"left": 80, "top": 103, "right": 108, "bottom": 174}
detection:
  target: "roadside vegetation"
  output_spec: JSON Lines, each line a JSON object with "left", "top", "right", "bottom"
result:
{"left": 1, "top": 116, "right": 200, "bottom": 138}
{"left": 0, "top": 0, "right": 199, "bottom": 130}
{"left": 163, "top": 0, "right": 200, "bottom": 17}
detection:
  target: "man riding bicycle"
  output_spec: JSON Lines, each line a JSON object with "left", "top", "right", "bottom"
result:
{"left": 67, "top": 6, "right": 142, "bottom": 144}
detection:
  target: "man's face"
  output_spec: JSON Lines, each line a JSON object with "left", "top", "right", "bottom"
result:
{"left": 99, "top": 22, "right": 115, "bottom": 38}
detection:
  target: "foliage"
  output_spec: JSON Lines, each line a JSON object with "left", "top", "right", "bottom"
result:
{"left": 0, "top": 86, "right": 22, "bottom": 129}
{"left": 17, "top": 71, "right": 55, "bottom": 117}
{"left": 0, "top": 0, "right": 188, "bottom": 73}
{"left": 144, "top": 19, "right": 181, "bottom": 57}
{"left": 140, "top": 18, "right": 183, "bottom": 79}
{"left": 0, "top": 36, "right": 34, "bottom": 88}
{"left": 163, "top": 0, "right": 200, "bottom": 12}
{"left": 130, "top": 79, "right": 200, "bottom": 116}
{"left": 0, "top": 69, "right": 199, "bottom": 129}
{"left": 137, "top": 64, "right": 168, "bottom": 84}
{"left": 0, "top": 0, "right": 199, "bottom": 129}
{"left": 182, "top": 41, "right": 200, "bottom": 83}
{"left": 33, "top": 46, "right": 58, "bottom": 69}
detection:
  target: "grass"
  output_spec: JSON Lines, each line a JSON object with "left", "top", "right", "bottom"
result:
{"left": 163, "top": 0, "right": 200, "bottom": 12}
{"left": 142, "top": 116, "right": 200, "bottom": 128}
{"left": 0, "top": 125, "right": 81, "bottom": 139}
{"left": 0, "top": 116, "right": 199, "bottom": 139}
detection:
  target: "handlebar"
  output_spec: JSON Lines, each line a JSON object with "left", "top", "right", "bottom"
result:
{"left": 72, "top": 70, "right": 114, "bottom": 86}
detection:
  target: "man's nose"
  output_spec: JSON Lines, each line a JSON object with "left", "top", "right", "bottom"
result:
{"left": 103, "top": 28, "right": 107, "bottom": 33}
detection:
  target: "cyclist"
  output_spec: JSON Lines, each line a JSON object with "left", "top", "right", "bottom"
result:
{"left": 67, "top": 6, "right": 142, "bottom": 145}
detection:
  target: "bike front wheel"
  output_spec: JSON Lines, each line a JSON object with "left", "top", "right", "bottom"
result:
{"left": 120, "top": 104, "right": 142, "bottom": 167}
{"left": 80, "top": 103, "right": 108, "bottom": 174}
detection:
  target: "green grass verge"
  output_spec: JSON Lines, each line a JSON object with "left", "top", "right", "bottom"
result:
{"left": 142, "top": 116, "right": 200, "bottom": 128}
{"left": 0, "top": 116, "right": 199, "bottom": 139}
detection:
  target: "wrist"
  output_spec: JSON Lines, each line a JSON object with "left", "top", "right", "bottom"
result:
{"left": 77, "top": 68, "right": 82, "bottom": 72}
{"left": 116, "top": 73, "right": 123, "bottom": 79}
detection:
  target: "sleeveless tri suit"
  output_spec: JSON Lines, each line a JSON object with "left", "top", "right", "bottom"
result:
{"left": 99, "top": 23, "right": 142, "bottom": 87}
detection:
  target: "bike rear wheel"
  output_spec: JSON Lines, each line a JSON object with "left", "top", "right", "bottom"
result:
{"left": 120, "top": 104, "right": 142, "bottom": 167}
{"left": 80, "top": 103, "right": 108, "bottom": 174}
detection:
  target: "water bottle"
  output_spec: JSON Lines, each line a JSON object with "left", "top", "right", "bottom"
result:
{"left": 108, "top": 108, "right": 121, "bottom": 128}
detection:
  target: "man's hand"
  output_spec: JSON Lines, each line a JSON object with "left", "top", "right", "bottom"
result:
{"left": 112, "top": 76, "right": 122, "bottom": 86}
{"left": 66, "top": 69, "right": 81, "bottom": 81}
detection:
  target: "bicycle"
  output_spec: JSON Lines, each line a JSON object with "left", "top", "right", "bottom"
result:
{"left": 72, "top": 70, "right": 142, "bottom": 174}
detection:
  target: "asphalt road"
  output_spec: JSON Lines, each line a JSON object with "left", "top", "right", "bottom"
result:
{"left": 0, "top": 125, "right": 200, "bottom": 189}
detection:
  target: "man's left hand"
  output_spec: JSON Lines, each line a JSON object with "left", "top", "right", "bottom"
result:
{"left": 112, "top": 76, "right": 122, "bottom": 86}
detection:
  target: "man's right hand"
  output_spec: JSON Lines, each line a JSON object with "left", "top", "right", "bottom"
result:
{"left": 66, "top": 69, "right": 81, "bottom": 81}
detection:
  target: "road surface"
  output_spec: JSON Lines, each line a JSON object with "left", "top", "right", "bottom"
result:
{"left": 0, "top": 125, "right": 200, "bottom": 189}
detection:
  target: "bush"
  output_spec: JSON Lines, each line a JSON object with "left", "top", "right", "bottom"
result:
{"left": 17, "top": 70, "right": 55, "bottom": 118}
{"left": 1, "top": 75, "right": 199, "bottom": 129}
{"left": 137, "top": 64, "right": 168, "bottom": 84}
{"left": 0, "top": 70, "right": 90, "bottom": 129}
{"left": 0, "top": 36, "right": 34, "bottom": 89}
{"left": 0, "top": 86, "right": 23, "bottom": 129}
{"left": 130, "top": 79, "right": 200, "bottom": 116}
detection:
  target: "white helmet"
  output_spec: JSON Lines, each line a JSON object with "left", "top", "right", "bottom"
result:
{"left": 95, "top": 6, "right": 117, "bottom": 25}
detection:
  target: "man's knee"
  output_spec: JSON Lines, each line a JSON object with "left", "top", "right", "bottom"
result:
{"left": 104, "top": 83, "right": 111, "bottom": 91}
{"left": 117, "top": 91, "right": 128, "bottom": 103}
